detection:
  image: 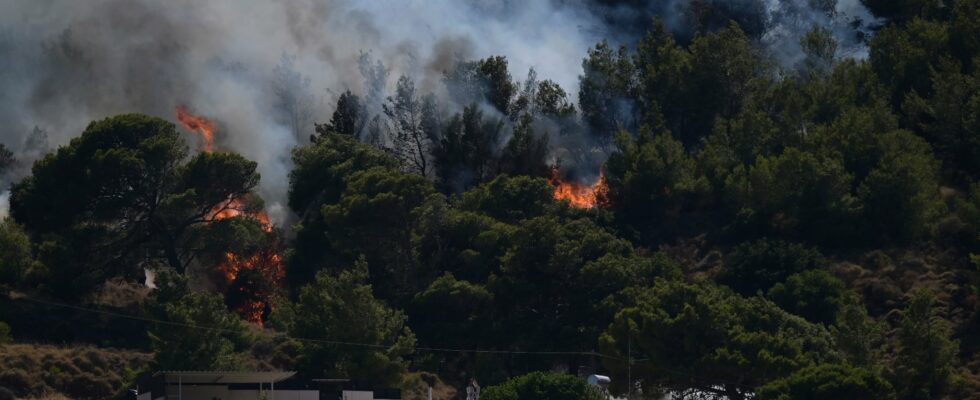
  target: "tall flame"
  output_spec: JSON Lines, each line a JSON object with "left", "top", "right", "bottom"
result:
{"left": 174, "top": 105, "right": 282, "bottom": 324}
{"left": 175, "top": 105, "right": 215, "bottom": 152}
{"left": 549, "top": 166, "right": 609, "bottom": 209}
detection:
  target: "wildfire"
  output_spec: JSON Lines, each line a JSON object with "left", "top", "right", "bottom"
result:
{"left": 174, "top": 105, "right": 281, "bottom": 324}
{"left": 549, "top": 166, "right": 609, "bottom": 209}
{"left": 175, "top": 105, "right": 215, "bottom": 152}
{"left": 208, "top": 196, "right": 281, "bottom": 324}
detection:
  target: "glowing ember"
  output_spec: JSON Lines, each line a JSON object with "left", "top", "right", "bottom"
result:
{"left": 208, "top": 197, "right": 281, "bottom": 324}
{"left": 174, "top": 104, "right": 281, "bottom": 324}
{"left": 219, "top": 248, "right": 284, "bottom": 324}
{"left": 175, "top": 105, "right": 215, "bottom": 152}
{"left": 549, "top": 166, "right": 609, "bottom": 209}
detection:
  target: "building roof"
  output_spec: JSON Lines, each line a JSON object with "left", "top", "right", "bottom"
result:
{"left": 153, "top": 371, "right": 297, "bottom": 384}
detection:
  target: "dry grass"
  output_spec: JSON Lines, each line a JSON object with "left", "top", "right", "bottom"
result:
{"left": 402, "top": 372, "right": 458, "bottom": 400}
{"left": 0, "top": 343, "right": 150, "bottom": 400}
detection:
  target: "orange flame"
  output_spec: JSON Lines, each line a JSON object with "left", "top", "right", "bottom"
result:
{"left": 175, "top": 104, "right": 281, "bottom": 324}
{"left": 175, "top": 105, "right": 215, "bottom": 152}
{"left": 208, "top": 196, "right": 281, "bottom": 324}
{"left": 549, "top": 166, "right": 609, "bottom": 209}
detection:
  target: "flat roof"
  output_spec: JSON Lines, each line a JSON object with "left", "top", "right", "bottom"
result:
{"left": 154, "top": 371, "right": 296, "bottom": 384}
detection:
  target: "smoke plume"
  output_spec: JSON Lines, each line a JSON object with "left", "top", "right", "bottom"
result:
{"left": 0, "top": 0, "right": 876, "bottom": 222}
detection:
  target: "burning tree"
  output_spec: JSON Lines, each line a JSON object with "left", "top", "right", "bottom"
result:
{"left": 10, "top": 112, "right": 282, "bottom": 323}
{"left": 175, "top": 106, "right": 285, "bottom": 324}
{"left": 549, "top": 165, "right": 609, "bottom": 209}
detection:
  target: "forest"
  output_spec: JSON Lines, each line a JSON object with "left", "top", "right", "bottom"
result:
{"left": 1, "top": 1, "right": 980, "bottom": 399}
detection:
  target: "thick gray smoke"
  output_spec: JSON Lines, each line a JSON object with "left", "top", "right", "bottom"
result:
{"left": 0, "top": 0, "right": 876, "bottom": 221}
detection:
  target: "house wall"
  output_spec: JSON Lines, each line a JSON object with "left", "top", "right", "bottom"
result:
{"left": 165, "top": 384, "right": 230, "bottom": 399}
{"left": 341, "top": 391, "right": 374, "bottom": 400}
{"left": 228, "top": 390, "right": 319, "bottom": 400}
{"left": 159, "top": 386, "right": 317, "bottom": 400}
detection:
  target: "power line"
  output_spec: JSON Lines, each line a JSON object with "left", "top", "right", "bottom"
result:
{"left": 6, "top": 293, "right": 626, "bottom": 361}
{"left": 8, "top": 293, "right": 757, "bottom": 394}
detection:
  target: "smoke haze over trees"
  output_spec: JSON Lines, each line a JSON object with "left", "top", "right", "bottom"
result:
{"left": 3, "top": 1, "right": 980, "bottom": 400}
{"left": 0, "top": 0, "right": 877, "bottom": 221}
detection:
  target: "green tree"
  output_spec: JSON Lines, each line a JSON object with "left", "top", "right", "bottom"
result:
{"left": 600, "top": 280, "right": 840, "bottom": 400}
{"left": 724, "top": 148, "right": 860, "bottom": 244}
{"left": 481, "top": 371, "right": 605, "bottom": 400}
{"left": 499, "top": 113, "right": 550, "bottom": 179}
{"left": 459, "top": 175, "right": 555, "bottom": 224}
{"left": 321, "top": 166, "right": 437, "bottom": 301}
{"left": 684, "top": 22, "right": 765, "bottom": 144}
{"left": 578, "top": 40, "right": 637, "bottom": 142}
{"left": 634, "top": 19, "right": 691, "bottom": 135}
{"left": 287, "top": 132, "right": 397, "bottom": 287}
{"left": 291, "top": 262, "right": 415, "bottom": 388}
{"left": 604, "top": 130, "right": 708, "bottom": 242}
{"left": 10, "top": 114, "right": 262, "bottom": 297}
{"left": 316, "top": 89, "right": 365, "bottom": 138}
{"left": 756, "top": 363, "right": 895, "bottom": 400}
{"left": 410, "top": 272, "right": 493, "bottom": 350}
{"left": 903, "top": 59, "right": 980, "bottom": 180}
{"left": 890, "top": 289, "right": 959, "bottom": 400}
{"left": 720, "top": 238, "right": 826, "bottom": 296}
{"left": 799, "top": 25, "right": 838, "bottom": 76}
{"left": 857, "top": 130, "right": 942, "bottom": 243}
{"left": 768, "top": 270, "right": 848, "bottom": 325}
{"left": 432, "top": 104, "right": 505, "bottom": 192}
{"left": 870, "top": 18, "right": 949, "bottom": 105}
{"left": 0, "top": 219, "right": 36, "bottom": 286}
{"left": 146, "top": 269, "right": 249, "bottom": 371}
{"left": 831, "top": 301, "right": 886, "bottom": 369}
{"left": 444, "top": 56, "right": 516, "bottom": 114}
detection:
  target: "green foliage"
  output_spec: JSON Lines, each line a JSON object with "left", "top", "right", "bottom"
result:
{"left": 600, "top": 280, "right": 840, "bottom": 399}
{"left": 321, "top": 166, "right": 437, "bottom": 300}
{"left": 857, "top": 130, "right": 942, "bottom": 242}
{"left": 578, "top": 40, "right": 636, "bottom": 141}
{"left": 287, "top": 132, "right": 397, "bottom": 286}
{"left": 9, "top": 114, "right": 262, "bottom": 297}
{"left": 870, "top": 18, "right": 949, "bottom": 103}
{"left": 721, "top": 239, "right": 826, "bottom": 296}
{"left": 890, "top": 289, "right": 959, "bottom": 400}
{"left": 317, "top": 89, "right": 365, "bottom": 137}
{"left": 444, "top": 55, "right": 516, "bottom": 114}
{"left": 904, "top": 58, "right": 980, "bottom": 180}
{"left": 831, "top": 301, "right": 886, "bottom": 368}
{"left": 768, "top": 270, "right": 848, "bottom": 325}
{"left": 433, "top": 104, "right": 506, "bottom": 192}
{"left": 0, "top": 321, "right": 11, "bottom": 344}
{"left": 481, "top": 371, "right": 605, "bottom": 400}
{"left": 499, "top": 113, "right": 550, "bottom": 179}
{"left": 685, "top": 22, "right": 764, "bottom": 143}
{"left": 0, "top": 219, "right": 36, "bottom": 286}
{"left": 459, "top": 175, "right": 555, "bottom": 223}
{"left": 147, "top": 288, "right": 249, "bottom": 371}
{"left": 410, "top": 273, "right": 493, "bottom": 348}
{"left": 756, "top": 363, "right": 895, "bottom": 400}
{"left": 724, "top": 148, "right": 860, "bottom": 244}
{"left": 604, "top": 130, "right": 708, "bottom": 241}
{"left": 290, "top": 261, "right": 415, "bottom": 388}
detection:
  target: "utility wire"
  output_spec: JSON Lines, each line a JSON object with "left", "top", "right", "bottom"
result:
{"left": 6, "top": 293, "right": 627, "bottom": 361}
{"left": 7, "top": 293, "right": 755, "bottom": 392}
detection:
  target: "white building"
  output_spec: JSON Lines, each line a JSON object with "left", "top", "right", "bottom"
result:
{"left": 138, "top": 371, "right": 399, "bottom": 400}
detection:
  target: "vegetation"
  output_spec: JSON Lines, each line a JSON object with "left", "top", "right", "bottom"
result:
{"left": 2, "top": 2, "right": 980, "bottom": 399}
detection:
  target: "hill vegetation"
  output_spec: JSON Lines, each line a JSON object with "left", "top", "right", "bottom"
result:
{"left": 2, "top": 2, "right": 980, "bottom": 399}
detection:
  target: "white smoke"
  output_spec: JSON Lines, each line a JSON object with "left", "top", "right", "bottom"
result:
{"left": 0, "top": 0, "right": 609, "bottom": 224}
{"left": 0, "top": 0, "right": 878, "bottom": 223}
